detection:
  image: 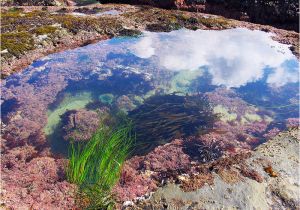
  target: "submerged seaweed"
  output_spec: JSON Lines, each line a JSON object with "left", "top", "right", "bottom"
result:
{"left": 129, "top": 93, "right": 218, "bottom": 155}
{"left": 183, "top": 138, "right": 223, "bottom": 163}
{"left": 67, "top": 124, "right": 134, "bottom": 209}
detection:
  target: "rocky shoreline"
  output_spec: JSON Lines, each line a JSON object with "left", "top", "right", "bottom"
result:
{"left": 1, "top": 3, "right": 299, "bottom": 78}
{"left": 1, "top": 2, "right": 299, "bottom": 210}
{"left": 131, "top": 128, "right": 300, "bottom": 209}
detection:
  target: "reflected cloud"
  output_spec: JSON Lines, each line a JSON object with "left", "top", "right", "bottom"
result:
{"left": 131, "top": 28, "right": 299, "bottom": 87}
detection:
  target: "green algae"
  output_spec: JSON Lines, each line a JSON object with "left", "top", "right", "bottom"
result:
{"left": 133, "top": 95, "right": 144, "bottom": 105}
{"left": 67, "top": 124, "right": 133, "bottom": 209}
{"left": 241, "top": 112, "right": 263, "bottom": 124}
{"left": 99, "top": 93, "right": 114, "bottom": 105}
{"left": 1, "top": 31, "right": 34, "bottom": 57}
{"left": 44, "top": 92, "right": 93, "bottom": 135}
{"left": 53, "top": 14, "right": 122, "bottom": 35}
{"left": 198, "top": 16, "right": 230, "bottom": 28}
{"left": 213, "top": 105, "right": 238, "bottom": 122}
{"left": 169, "top": 70, "right": 203, "bottom": 94}
{"left": 33, "top": 25, "right": 57, "bottom": 35}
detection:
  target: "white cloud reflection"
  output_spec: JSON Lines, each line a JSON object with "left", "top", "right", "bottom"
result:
{"left": 131, "top": 28, "right": 299, "bottom": 88}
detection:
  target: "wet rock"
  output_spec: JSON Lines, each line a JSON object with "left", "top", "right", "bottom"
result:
{"left": 61, "top": 109, "right": 101, "bottom": 142}
{"left": 146, "top": 23, "right": 182, "bottom": 32}
{"left": 118, "top": 28, "right": 142, "bottom": 37}
{"left": 134, "top": 129, "right": 300, "bottom": 209}
{"left": 1, "top": 0, "right": 69, "bottom": 6}
{"left": 116, "top": 95, "right": 136, "bottom": 112}
{"left": 102, "top": 0, "right": 299, "bottom": 31}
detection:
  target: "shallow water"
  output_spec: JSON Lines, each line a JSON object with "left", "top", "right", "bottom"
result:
{"left": 2, "top": 28, "right": 299, "bottom": 155}
{"left": 71, "top": 9, "right": 122, "bottom": 17}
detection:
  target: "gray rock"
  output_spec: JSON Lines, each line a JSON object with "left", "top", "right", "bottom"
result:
{"left": 136, "top": 129, "right": 299, "bottom": 209}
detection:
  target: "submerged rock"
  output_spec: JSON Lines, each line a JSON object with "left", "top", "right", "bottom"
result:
{"left": 99, "top": 93, "right": 115, "bottom": 105}
{"left": 61, "top": 109, "right": 101, "bottom": 142}
{"left": 115, "top": 95, "right": 136, "bottom": 112}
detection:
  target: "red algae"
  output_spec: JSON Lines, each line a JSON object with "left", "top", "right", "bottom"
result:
{"left": 112, "top": 134, "right": 266, "bottom": 202}
{"left": 2, "top": 154, "right": 76, "bottom": 209}
{"left": 61, "top": 109, "right": 101, "bottom": 142}
{"left": 286, "top": 118, "right": 300, "bottom": 129}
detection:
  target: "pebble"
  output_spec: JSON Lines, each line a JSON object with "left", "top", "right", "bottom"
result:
{"left": 122, "top": 201, "right": 134, "bottom": 208}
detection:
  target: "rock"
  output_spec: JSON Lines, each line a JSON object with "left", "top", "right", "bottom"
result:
{"left": 61, "top": 109, "right": 101, "bottom": 142}
{"left": 123, "top": 200, "right": 134, "bottom": 208}
{"left": 1, "top": 49, "right": 9, "bottom": 54}
{"left": 135, "top": 129, "right": 300, "bottom": 209}
{"left": 101, "top": 0, "right": 299, "bottom": 31}
{"left": 116, "top": 95, "right": 136, "bottom": 112}
{"left": 1, "top": 0, "right": 69, "bottom": 6}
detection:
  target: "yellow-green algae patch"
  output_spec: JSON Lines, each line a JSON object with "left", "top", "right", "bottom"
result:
{"left": 213, "top": 105, "right": 237, "bottom": 122}
{"left": 240, "top": 112, "right": 273, "bottom": 124}
{"left": 1, "top": 31, "right": 34, "bottom": 57}
{"left": 33, "top": 25, "right": 58, "bottom": 35}
{"left": 241, "top": 113, "right": 262, "bottom": 124}
{"left": 99, "top": 93, "right": 114, "bottom": 105}
{"left": 44, "top": 92, "right": 93, "bottom": 135}
{"left": 166, "top": 70, "right": 203, "bottom": 94}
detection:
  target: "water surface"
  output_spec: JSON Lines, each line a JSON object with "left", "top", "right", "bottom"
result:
{"left": 2, "top": 28, "right": 299, "bottom": 154}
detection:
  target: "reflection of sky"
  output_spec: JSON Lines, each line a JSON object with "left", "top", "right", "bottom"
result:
{"left": 131, "top": 28, "right": 299, "bottom": 88}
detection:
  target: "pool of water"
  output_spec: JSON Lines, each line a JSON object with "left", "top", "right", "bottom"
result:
{"left": 71, "top": 9, "right": 122, "bottom": 17}
{"left": 1, "top": 28, "right": 299, "bottom": 155}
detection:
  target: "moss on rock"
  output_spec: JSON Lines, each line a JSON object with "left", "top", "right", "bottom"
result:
{"left": 33, "top": 25, "right": 57, "bottom": 35}
{"left": 1, "top": 31, "right": 34, "bottom": 57}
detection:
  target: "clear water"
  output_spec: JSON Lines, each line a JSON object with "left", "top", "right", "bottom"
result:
{"left": 71, "top": 9, "right": 121, "bottom": 16}
{"left": 2, "top": 28, "right": 299, "bottom": 155}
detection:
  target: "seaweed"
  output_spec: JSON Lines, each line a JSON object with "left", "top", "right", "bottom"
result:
{"left": 197, "top": 16, "right": 230, "bottom": 28}
{"left": 183, "top": 138, "right": 223, "bottom": 163}
{"left": 129, "top": 94, "right": 218, "bottom": 155}
{"left": 67, "top": 124, "right": 134, "bottom": 209}
{"left": 33, "top": 25, "right": 57, "bottom": 35}
{"left": 1, "top": 31, "right": 34, "bottom": 57}
{"left": 53, "top": 15, "right": 122, "bottom": 35}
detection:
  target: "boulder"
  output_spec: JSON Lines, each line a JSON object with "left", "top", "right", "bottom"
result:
{"left": 61, "top": 109, "right": 100, "bottom": 142}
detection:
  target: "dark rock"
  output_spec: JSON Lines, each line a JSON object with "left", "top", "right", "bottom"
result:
{"left": 101, "top": 0, "right": 299, "bottom": 31}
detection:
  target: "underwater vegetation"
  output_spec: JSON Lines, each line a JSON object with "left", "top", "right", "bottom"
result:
{"left": 183, "top": 137, "right": 223, "bottom": 163}
{"left": 66, "top": 124, "right": 134, "bottom": 209}
{"left": 129, "top": 94, "right": 217, "bottom": 155}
